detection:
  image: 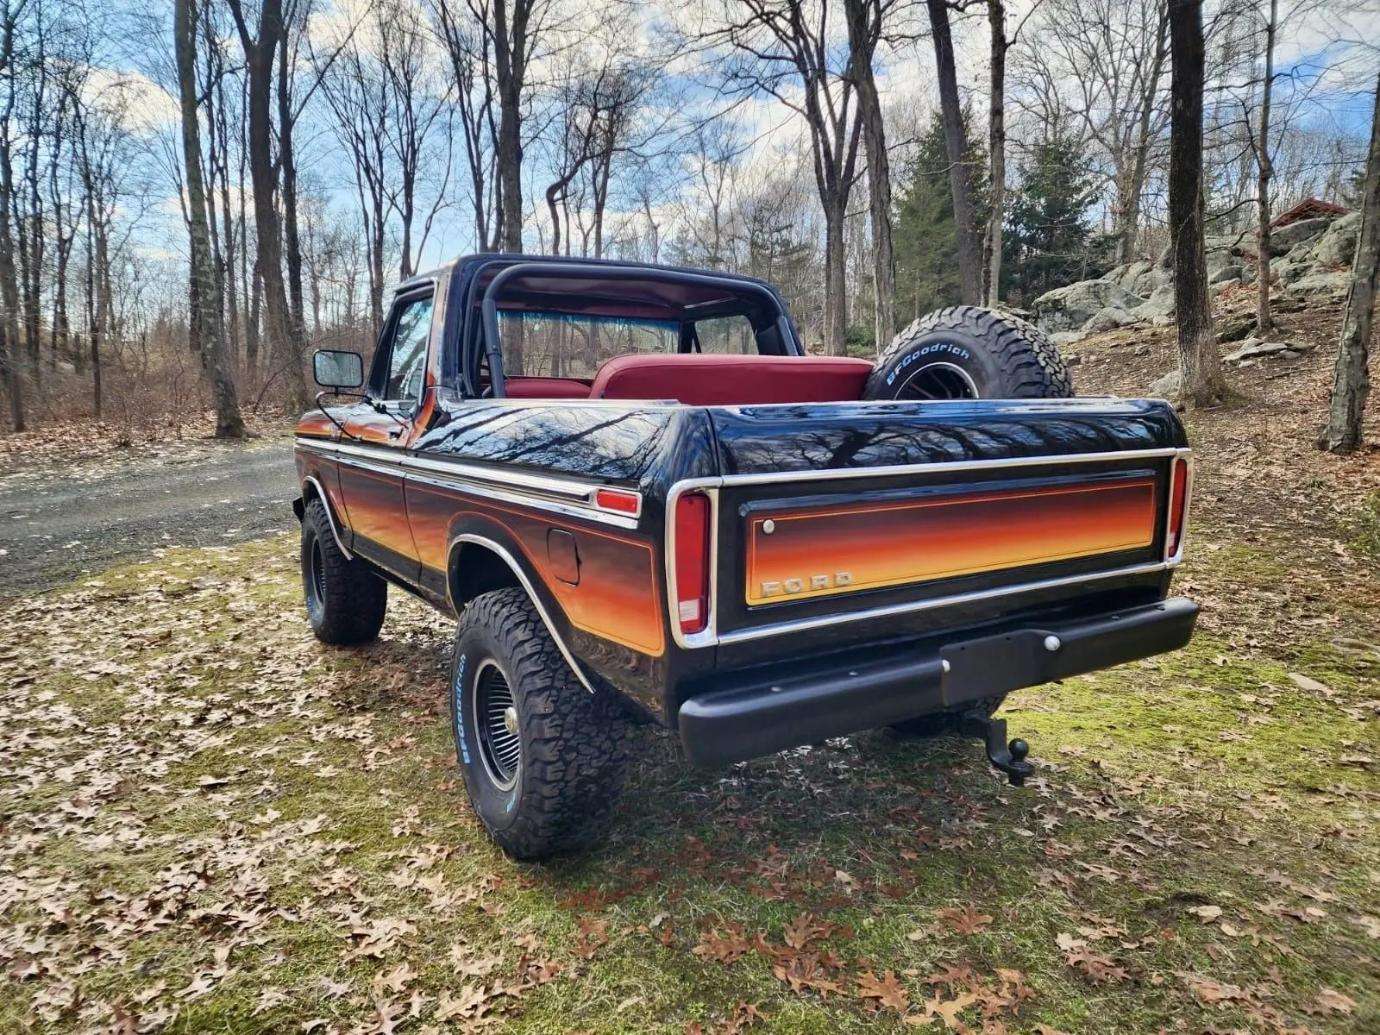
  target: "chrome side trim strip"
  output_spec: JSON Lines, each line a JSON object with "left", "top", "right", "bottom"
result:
{"left": 446, "top": 533, "right": 596, "bottom": 694}
{"left": 301, "top": 474, "right": 352, "bottom": 561}
{"left": 296, "top": 437, "right": 641, "bottom": 530}
{"left": 407, "top": 469, "right": 639, "bottom": 530}
{"left": 664, "top": 447, "right": 1191, "bottom": 649}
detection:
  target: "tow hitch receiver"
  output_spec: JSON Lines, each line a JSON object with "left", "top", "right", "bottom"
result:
{"left": 960, "top": 710, "right": 1034, "bottom": 786}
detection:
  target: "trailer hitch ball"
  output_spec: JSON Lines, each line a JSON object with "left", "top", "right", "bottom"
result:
{"left": 960, "top": 711, "right": 1036, "bottom": 787}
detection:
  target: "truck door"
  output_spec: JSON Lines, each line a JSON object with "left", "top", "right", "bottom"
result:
{"left": 336, "top": 287, "right": 433, "bottom": 580}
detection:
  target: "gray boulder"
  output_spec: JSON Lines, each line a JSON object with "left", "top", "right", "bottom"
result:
{"left": 1082, "top": 306, "right": 1137, "bottom": 334}
{"left": 1209, "top": 263, "right": 1243, "bottom": 284}
{"left": 1049, "top": 330, "right": 1086, "bottom": 347}
{"left": 1032, "top": 279, "right": 1145, "bottom": 332}
{"left": 1224, "top": 339, "right": 1291, "bottom": 364}
{"left": 1284, "top": 269, "right": 1350, "bottom": 297}
{"left": 1311, "top": 212, "right": 1360, "bottom": 269}
{"left": 1268, "top": 216, "right": 1333, "bottom": 253}
{"left": 1149, "top": 369, "right": 1181, "bottom": 399}
{"left": 1128, "top": 283, "right": 1176, "bottom": 326}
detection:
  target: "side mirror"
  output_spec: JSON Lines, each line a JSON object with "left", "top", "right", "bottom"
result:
{"left": 313, "top": 349, "right": 364, "bottom": 391}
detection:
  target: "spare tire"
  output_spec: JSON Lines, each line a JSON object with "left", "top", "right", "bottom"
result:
{"left": 864, "top": 305, "right": 1073, "bottom": 400}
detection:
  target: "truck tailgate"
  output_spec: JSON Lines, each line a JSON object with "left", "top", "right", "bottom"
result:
{"left": 681, "top": 397, "right": 1189, "bottom": 653}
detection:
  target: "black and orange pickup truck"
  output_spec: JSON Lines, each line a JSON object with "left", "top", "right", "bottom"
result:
{"left": 293, "top": 254, "right": 1196, "bottom": 859}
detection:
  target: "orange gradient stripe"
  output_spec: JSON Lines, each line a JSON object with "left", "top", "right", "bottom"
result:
{"left": 746, "top": 478, "right": 1157, "bottom": 605}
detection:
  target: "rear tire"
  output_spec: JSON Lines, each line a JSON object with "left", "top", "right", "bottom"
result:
{"left": 865, "top": 306, "right": 1073, "bottom": 400}
{"left": 301, "top": 498, "right": 387, "bottom": 645}
{"left": 449, "top": 588, "right": 629, "bottom": 860}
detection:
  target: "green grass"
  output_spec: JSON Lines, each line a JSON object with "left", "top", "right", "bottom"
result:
{"left": 0, "top": 534, "right": 1376, "bottom": 1033}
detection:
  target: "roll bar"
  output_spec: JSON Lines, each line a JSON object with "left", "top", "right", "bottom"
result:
{"left": 477, "top": 260, "right": 801, "bottom": 399}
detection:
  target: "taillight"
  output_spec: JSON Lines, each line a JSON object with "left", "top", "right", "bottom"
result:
{"left": 1166, "top": 457, "right": 1190, "bottom": 558}
{"left": 674, "top": 492, "right": 711, "bottom": 634}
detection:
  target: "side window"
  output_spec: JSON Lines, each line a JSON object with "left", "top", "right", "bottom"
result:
{"left": 376, "top": 293, "right": 434, "bottom": 405}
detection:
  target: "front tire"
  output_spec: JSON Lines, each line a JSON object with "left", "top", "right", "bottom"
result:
{"left": 301, "top": 497, "right": 387, "bottom": 645}
{"left": 865, "top": 306, "right": 1073, "bottom": 400}
{"left": 449, "top": 588, "right": 629, "bottom": 860}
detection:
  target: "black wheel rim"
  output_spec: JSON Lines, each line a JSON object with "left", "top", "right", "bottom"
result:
{"left": 307, "top": 538, "right": 326, "bottom": 617}
{"left": 472, "top": 660, "right": 520, "bottom": 790}
{"left": 895, "top": 361, "right": 979, "bottom": 400}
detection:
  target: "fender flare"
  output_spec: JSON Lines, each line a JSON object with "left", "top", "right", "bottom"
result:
{"left": 299, "top": 475, "right": 353, "bottom": 561}
{"left": 446, "top": 531, "right": 596, "bottom": 694}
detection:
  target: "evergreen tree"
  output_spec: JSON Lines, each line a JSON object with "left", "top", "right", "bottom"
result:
{"left": 1002, "top": 134, "right": 1106, "bottom": 303}
{"left": 892, "top": 112, "right": 987, "bottom": 322}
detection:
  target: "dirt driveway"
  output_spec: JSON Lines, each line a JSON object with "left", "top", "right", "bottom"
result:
{"left": 0, "top": 439, "right": 297, "bottom": 599}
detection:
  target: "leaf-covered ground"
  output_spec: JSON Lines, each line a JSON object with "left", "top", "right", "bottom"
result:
{"left": 2, "top": 306, "right": 1378, "bottom": 1033}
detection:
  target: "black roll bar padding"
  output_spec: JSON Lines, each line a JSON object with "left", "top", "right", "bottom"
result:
{"left": 477, "top": 260, "right": 803, "bottom": 398}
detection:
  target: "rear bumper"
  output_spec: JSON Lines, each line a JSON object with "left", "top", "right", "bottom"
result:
{"left": 677, "top": 596, "right": 1198, "bottom": 767}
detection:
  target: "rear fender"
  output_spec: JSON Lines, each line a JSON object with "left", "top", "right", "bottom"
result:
{"left": 444, "top": 518, "right": 596, "bottom": 695}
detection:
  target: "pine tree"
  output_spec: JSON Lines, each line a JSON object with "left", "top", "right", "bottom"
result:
{"left": 892, "top": 112, "right": 986, "bottom": 322}
{"left": 1002, "top": 134, "right": 1105, "bottom": 304}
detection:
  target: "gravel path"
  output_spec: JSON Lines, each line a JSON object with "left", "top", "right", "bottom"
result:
{"left": 0, "top": 440, "right": 297, "bottom": 599}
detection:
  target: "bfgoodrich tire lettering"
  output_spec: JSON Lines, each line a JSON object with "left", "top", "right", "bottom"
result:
{"left": 300, "top": 498, "right": 387, "bottom": 644}
{"left": 866, "top": 305, "right": 1074, "bottom": 400}
{"left": 449, "top": 587, "right": 630, "bottom": 860}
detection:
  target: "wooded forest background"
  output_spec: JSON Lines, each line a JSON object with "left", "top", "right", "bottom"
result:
{"left": 0, "top": 0, "right": 1375, "bottom": 444}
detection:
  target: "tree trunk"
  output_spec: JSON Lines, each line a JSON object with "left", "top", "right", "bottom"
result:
{"left": 1317, "top": 71, "right": 1379, "bottom": 454}
{"left": 277, "top": 26, "right": 306, "bottom": 354}
{"left": 984, "top": 0, "right": 1006, "bottom": 307}
{"left": 0, "top": 37, "right": 23, "bottom": 431}
{"left": 1168, "top": 0, "right": 1226, "bottom": 408}
{"left": 926, "top": 0, "right": 982, "bottom": 305}
{"left": 1255, "top": 0, "right": 1277, "bottom": 336}
{"left": 228, "top": 0, "right": 308, "bottom": 412}
{"left": 844, "top": 0, "right": 895, "bottom": 348}
{"left": 493, "top": 0, "right": 527, "bottom": 253}
{"left": 177, "top": 0, "right": 245, "bottom": 438}
{"left": 824, "top": 203, "right": 848, "bottom": 355}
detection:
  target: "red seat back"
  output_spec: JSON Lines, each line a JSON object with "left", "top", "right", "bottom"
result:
{"left": 588, "top": 354, "right": 874, "bottom": 405}
{"left": 504, "top": 376, "right": 592, "bottom": 399}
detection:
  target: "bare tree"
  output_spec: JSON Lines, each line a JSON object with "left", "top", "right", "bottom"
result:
{"left": 433, "top": 0, "right": 500, "bottom": 249}
{"left": 984, "top": 0, "right": 1005, "bottom": 306}
{"left": 1317, "top": 69, "right": 1378, "bottom": 454}
{"left": 843, "top": 0, "right": 895, "bottom": 346}
{"left": 926, "top": 0, "right": 982, "bottom": 304}
{"left": 0, "top": 0, "right": 27, "bottom": 429}
{"left": 489, "top": 0, "right": 549, "bottom": 252}
{"left": 1015, "top": 0, "right": 1169, "bottom": 265}
{"left": 175, "top": 0, "right": 243, "bottom": 438}
{"left": 225, "top": 0, "right": 309, "bottom": 411}
{"left": 695, "top": 0, "right": 865, "bottom": 354}
{"left": 1168, "top": 0, "right": 1226, "bottom": 407}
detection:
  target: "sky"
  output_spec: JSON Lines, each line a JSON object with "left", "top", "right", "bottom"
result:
{"left": 92, "top": 0, "right": 1380, "bottom": 289}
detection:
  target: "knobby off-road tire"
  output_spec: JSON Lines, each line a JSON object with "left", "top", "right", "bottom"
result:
{"left": 865, "top": 305, "right": 1074, "bottom": 400}
{"left": 449, "top": 587, "right": 630, "bottom": 860}
{"left": 889, "top": 695, "right": 1005, "bottom": 739}
{"left": 301, "top": 498, "right": 387, "bottom": 645}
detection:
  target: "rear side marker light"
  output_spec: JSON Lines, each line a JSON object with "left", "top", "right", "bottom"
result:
{"left": 594, "top": 487, "right": 641, "bottom": 516}
{"left": 1166, "top": 457, "right": 1190, "bottom": 558}
{"left": 675, "top": 492, "right": 711, "bottom": 634}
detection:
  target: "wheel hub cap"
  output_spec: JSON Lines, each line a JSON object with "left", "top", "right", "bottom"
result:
{"left": 472, "top": 661, "right": 521, "bottom": 790}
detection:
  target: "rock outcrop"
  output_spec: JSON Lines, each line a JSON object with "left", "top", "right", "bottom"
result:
{"left": 1031, "top": 208, "right": 1357, "bottom": 341}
